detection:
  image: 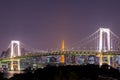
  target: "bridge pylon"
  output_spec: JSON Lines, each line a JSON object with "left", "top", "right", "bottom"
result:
{"left": 99, "top": 28, "right": 110, "bottom": 52}
{"left": 98, "top": 28, "right": 112, "bottom": 67}
{"left": 10, "top": 40, "right": 21, "bottom": 71}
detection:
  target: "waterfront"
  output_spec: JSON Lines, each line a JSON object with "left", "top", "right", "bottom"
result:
{"left": 3, "top": 71, "right": 24, "bottom": 78}
{"left": 0, "top": 65, "right": 120, "bottom": 80}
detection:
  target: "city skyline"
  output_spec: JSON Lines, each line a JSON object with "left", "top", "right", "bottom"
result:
{"left": 0, "top": 0, "right": 120, "bottom": 52}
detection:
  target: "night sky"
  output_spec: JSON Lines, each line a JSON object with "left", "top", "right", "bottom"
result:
{"left": 0, "top": 0, "right": 120, "bottom": 52}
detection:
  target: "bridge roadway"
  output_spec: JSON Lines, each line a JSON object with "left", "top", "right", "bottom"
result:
{"left": 1, "top": 50, "right": 120, "bottom": 60}
{"left": 1, "top": 50, "right": 120, "bottom": 71}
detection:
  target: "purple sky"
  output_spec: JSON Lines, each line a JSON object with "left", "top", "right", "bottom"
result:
{"left": 0, "top": 0, "right": 120, "bottom": 52}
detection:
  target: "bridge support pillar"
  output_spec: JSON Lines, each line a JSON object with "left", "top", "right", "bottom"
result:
{"left": 107, "top": 55, "right": 111, "bottom": 66}
{"left": 10, "top": 59, "right": 21, "bottom": 71}
{"left": 98, "top": 53, "right": 103, "bottom": 66}
{"left": 11, "top": 60, "right": 14, "bottom": 71}
{"left": 17, "top": 59, "right": 20, "bottom": 71}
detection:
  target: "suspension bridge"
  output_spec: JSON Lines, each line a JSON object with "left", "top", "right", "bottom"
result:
{"left": 0, "top": 28, "right": 120, "bottom": 71}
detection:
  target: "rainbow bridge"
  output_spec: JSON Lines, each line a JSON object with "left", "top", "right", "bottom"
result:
{"left": 1, "top": 28, "right": 120, "bottom": 71}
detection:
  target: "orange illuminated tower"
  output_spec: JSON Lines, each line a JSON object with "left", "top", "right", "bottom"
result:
{"left": 61, "top": 40, "right": 65, "bottom": 63}
{"left": 62, "top": 40, "right": 65, "bottom": 51}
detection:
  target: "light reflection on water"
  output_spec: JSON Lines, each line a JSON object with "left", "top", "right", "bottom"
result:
{"left": 3, "top": 71, "right": 24, "bottom": 79}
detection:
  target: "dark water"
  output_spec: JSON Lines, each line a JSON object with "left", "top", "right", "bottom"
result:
{"left": 3, "top": 71, "right": 24, "bottom": 78}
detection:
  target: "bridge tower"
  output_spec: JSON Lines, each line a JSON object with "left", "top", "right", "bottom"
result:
{"left": 98, "top": 28, "right": 111, "bottom": 66}
{"left": 99, "top": 28, "right": 110, "bottom": 52}
{"left": 11, "top": 40, "right": 21, "bottom": 58}
{"left": 10, "top": 40, "right": 21, "bottom": 71}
